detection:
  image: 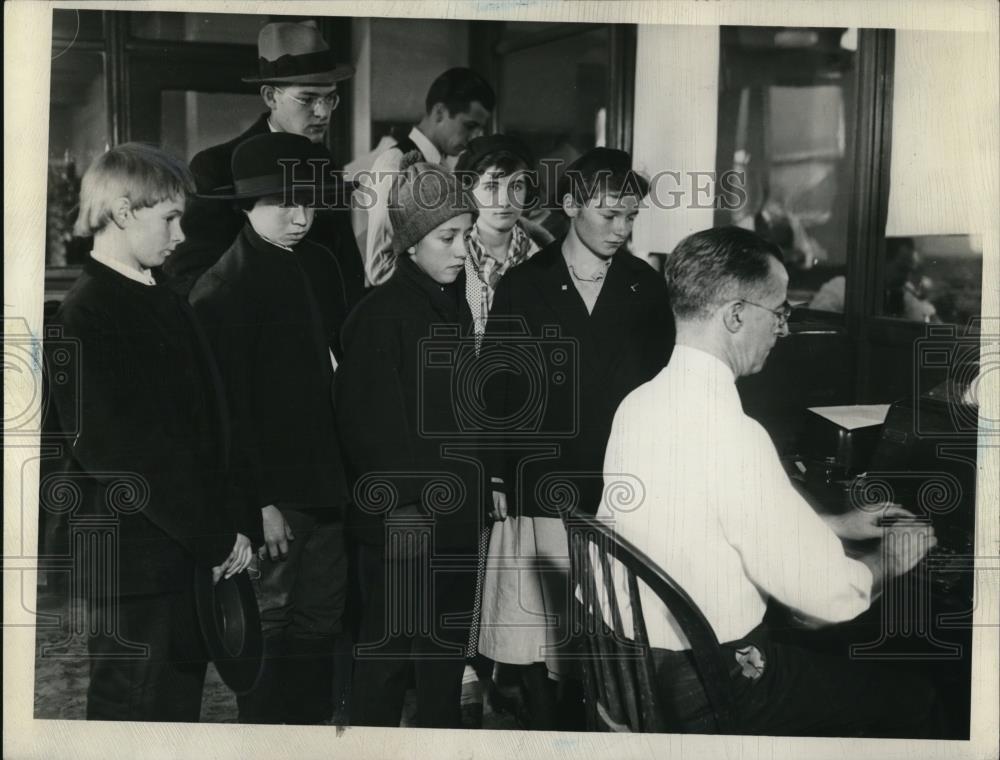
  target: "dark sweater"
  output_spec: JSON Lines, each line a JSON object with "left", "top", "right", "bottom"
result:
{"left": 50, "top": 257, "right": 241, "bottom": 595}
{"left": 189, "top": 224, "right": 350, "bottom": 522}
{"left": 335, "top": 256, "right": 484, "bottom": 548}
{"left": 484, "top": 240, "right": 675, "bottom": 517}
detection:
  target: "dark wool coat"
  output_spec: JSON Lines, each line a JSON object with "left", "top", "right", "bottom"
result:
{"left": 483, "top": 239, "right": 675, "bottom": 518}
{"left": 189, "top": 224, "right": 351, "bottom": 522}
{"left": 334, "top": 256, "right": 484, "bottom": 549}
{"left": 49, "top": 258, "right": 247, "bottom": 596}
{"left": 163, "top": 112, "right": 366, "bottom": 311}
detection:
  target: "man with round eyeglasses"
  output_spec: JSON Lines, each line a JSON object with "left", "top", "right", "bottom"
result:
{"left": 163, "top": 21, "right": 366, "bottom": 310}
{"left": 596, "top": 226, "right": 944, "bottom": 737}
{"left": 268, "top": 87, "right": 342, "bottom": 144}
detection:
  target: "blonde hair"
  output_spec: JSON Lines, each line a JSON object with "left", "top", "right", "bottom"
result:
{"left": 74, "top": 143, "right": 195, "bottom": 237}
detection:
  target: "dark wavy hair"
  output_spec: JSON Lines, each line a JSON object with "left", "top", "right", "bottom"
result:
{"left": 425, "top": 67, "right": 496, "bottom": 116}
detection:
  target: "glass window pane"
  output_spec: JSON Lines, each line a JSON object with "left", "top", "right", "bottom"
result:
{"left": 52, "top": 8, "right": 104, "bottom": 41}
{"left": 160, "top": 91, "right": 266, "bottom": 162}
{"left": 369, "top": 18, "right": 470, "bottom": 126}
{"left": 47, "top": 49, "right": 107, "bottom": 268}
{"left": 717, "top": 27, "right": 857, "bottom": 309}
{"left": 881, "top": 235, "right": 982, "bottom": 326}
{"left": 498, "top": 27, "right": 610, "bottom": 215}
{"left": 129, "top": 12, "right": 273, "bottom": 44}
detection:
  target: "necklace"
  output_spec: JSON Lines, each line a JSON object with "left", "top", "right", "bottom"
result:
{"left": 567, "top": 261, "right": 609, "bottom": 283}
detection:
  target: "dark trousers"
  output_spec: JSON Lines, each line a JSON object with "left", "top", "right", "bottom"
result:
{"left": 350, "top": 543, "right": 477, "bottom": 728}
{"left": 238, "top": 510, "right": 348, "bottom": 724}
{"left": 651, "top": 624, "right": 946, "bottom": 738}
{"left": 87, "top": 590, "right": 207, "bottom": 722}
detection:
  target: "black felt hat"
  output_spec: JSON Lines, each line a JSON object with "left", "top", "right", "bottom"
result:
{"left": 199, "top": 132, "right": 341, "bottom": 205}
{"left": 193, "top": 570, "right": 263, "bottom": 695}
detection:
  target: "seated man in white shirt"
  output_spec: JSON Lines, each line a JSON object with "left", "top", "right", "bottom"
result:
{"left": 597, "top": 225, "right": 944, "bottom": 737}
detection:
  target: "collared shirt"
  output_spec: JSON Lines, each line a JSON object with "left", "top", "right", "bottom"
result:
{"left": 361, "top": 127, "right": 443, "bottom": 287}
{"left": 90, "top": 250, "right": 156, "bottom": 286}
{"left": 464, "top": 222, "right": 538, "bottom": 351}
{"left": 404, "top": 126, "right": 442, "bottom": 166}
{"left": 595, "top": 344, "right": 873, "bottom": 650}
{"left": 258, "top": 233, "right": 294, "bottom": 252}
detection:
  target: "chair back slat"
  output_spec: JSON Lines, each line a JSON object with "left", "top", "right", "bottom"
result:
{"left": 578, "top": 529, "right": 631, "bottom": 729}
{"left": 597, "top": 540, "right": 642, "bottom": 731}
{"left": 625, "top": 571, "right": 668, "bottom": 733}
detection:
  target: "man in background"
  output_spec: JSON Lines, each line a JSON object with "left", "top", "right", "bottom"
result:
{"left": 355, "top": 67, "right": 494, "bottom": 286}
{"left": 164, "top": 20, "right": 365, "bottom": 311}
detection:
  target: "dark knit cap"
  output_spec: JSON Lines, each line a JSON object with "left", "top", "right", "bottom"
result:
{"left": 389, "top": 152, "right": 476, "bottom": 256}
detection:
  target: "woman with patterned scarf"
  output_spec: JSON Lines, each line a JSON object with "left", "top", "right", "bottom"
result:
{"left": 455, "top": 134, "right": 552, "bottom": 726}
{"left": 457, "top": 135, "right": 553, "bottom": 350}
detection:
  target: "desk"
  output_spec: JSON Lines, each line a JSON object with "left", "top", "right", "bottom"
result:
{"left": 771, "top": 397, "right": 978, "bottom": 739}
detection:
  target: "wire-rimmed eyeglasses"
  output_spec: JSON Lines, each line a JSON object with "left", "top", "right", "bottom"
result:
{"left": 741, "top": 298, "right": 793, "bottom": 328}
{"left": 275, "top": 88, "right": 340, "bottom": 112}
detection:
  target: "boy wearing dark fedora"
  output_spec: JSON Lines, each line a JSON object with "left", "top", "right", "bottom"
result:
{"left": 49, "top": 143, "right": 254, "bottom": 722}
{"left": 189, "top": 131, "right": 352, "bottom": 725}
{"left": 164, "top": 20, "right": 365, "bottom": 310}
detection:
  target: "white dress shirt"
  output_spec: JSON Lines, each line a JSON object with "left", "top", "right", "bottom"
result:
{"left": 90, "top": 250, "right": 156, "bottom": 286}
{"left": 360, "top": 127, "right": 443, "bottom": 286}
{"left": 596, "top": 344, "right": 873, "bottom": 650}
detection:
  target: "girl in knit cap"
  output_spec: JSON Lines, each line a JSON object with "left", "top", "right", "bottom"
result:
{"left": 335, "top": 154, "right": 484, "bottom": 728}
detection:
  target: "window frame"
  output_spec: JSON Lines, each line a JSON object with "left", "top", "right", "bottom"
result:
{"left": 471, "top": 21, "right": 637, "bottom": 153}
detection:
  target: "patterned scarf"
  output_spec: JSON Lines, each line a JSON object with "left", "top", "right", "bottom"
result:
{"left": 464, "top": 223, "right": 536, "bottom": 352}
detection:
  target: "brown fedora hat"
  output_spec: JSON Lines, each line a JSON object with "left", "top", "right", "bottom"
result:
{"left": 243, "top": 21, "right": 355, "bottom": 85}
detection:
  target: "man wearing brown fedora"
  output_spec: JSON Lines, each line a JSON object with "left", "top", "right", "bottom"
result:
{"left": 189, "top": 132, "right": 353, "bottom": 725}
{"left": 164, "top": 20, "right": 365, "bottom": 312}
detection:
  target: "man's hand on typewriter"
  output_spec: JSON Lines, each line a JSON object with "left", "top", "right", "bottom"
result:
{"left": 825, "top": 503, "right": 920, "bottom": 541}
{"left": 883, "top": 522, "right": 938, "bottom": 577}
